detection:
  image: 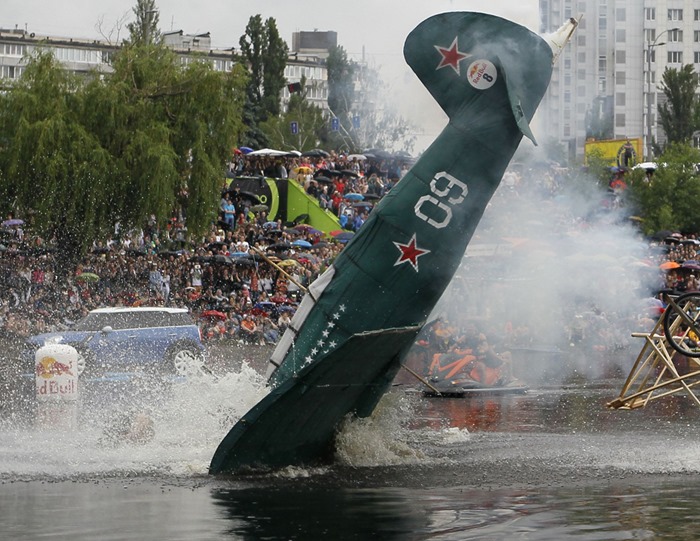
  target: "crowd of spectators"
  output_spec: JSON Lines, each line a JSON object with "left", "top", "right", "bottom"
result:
{"left": 228, "top": 149, "right": 411, "bottom": 231}
{"left": 0, "top": 150, "right": 694, "bottom": 359}
{"left": 0, "top": 149, "right": 414, "bottom": 349}
{"left": 0, "top": 217, "right": 350, "bottom": 347}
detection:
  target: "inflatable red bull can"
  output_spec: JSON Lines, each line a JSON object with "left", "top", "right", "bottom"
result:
{"left": 35, "top": 344, "right": 79, "bottom": 401}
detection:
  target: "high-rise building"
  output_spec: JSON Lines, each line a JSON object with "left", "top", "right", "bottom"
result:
{"left": 540, "top": 0, "right": 700, "bottom": 161}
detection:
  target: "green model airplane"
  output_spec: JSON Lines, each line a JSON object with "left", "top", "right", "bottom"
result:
{"left": 210, "top": 11, "right": 577, "bottom": 474}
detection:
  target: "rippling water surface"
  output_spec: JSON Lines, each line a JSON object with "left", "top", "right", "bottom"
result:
{"left": 2, "top": 362, "right": 700, "bottom": 540}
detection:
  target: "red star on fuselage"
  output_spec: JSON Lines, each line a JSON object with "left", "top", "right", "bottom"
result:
{"left": 393, "top": 234, "right": 430, "bottom": 272}
{"left": 434, "top": 37, "right": 472, "bottom": 75}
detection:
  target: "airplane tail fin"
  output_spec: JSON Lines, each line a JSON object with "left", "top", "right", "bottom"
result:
{"left": 404, "top": 12, "right": 568, "bottom": 145}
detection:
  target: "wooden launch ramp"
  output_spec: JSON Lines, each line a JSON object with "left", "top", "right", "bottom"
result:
{"left": 608, "top": 297, "right": 700, "bottom": 410}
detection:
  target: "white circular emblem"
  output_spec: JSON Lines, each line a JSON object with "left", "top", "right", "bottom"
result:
{"left": 467, "top": 60, "right": 497, "bottom": 90}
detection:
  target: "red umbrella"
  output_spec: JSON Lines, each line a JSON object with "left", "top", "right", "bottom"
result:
{"left": 660, "top": 261, "right": 681, "bottom": 270}
{"left": 200, "top": 310, "right": 227, "bottom": 320}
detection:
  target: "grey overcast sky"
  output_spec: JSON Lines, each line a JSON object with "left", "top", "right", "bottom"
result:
{"left": 3, "top": 1, "right": 543, "bottom": 151}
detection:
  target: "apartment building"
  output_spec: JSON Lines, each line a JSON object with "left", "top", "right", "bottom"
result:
{"left": 540, "top": 0, "right": 700, "bottom": 161}
{"left": 0, "top": 26, "right": 330, "bottom": 114}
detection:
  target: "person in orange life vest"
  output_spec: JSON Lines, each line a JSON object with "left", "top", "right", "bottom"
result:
{"left": 454, "top": 324, "right": 513, "bottom": 386}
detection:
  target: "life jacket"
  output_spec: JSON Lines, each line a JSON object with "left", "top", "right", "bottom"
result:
{"left": 429, "top": 352, "right": 476, "bottom": 381}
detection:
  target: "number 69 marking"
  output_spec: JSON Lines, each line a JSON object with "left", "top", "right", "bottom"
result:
{"left": 414, "top": 171, "right": 468, "bottom": 229}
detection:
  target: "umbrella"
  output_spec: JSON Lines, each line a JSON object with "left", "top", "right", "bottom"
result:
{"left": 294, "top": 253, "right": 320, "bottom": 264}
{"left": 293, "top": 166, "right": 313, "bottom": 174}
{"left": 682, "top": 260, "right": 700, "bottom": 270}
{"left": 201, "top": 310, "right": 227, "bottom": 320}
{"left": 238, "top": 191, "right": 261, "bottom": 203}
{"left": 250, "top": 204, "right": 269, "bottom": 212}
{"left": 291, "top": 213, "right": 310, "bottom": 225}
{"left": 643, "top": 298, "right": 666, "bottom": 315}
{"left": 660, "top": 261, "right": 681, "bottom": 270}
{"left": 158, "top": 250, "right": 186, "bottom": 258}
{"left": 263, "top": 221, "right": 280, "bottom": 229}
{"left": 363, "top": 148, "right": 392, "bottom": 160}
{"left": 334, "top": 232, "right": 355, "bottom": 242}
{"left": 277, "top": 259, "right": 300, "bottom": 268}
{"left": 292, "top": 239, "right": 312, "bottom": 248}
{"left": 268, "top": 242, "right": 292, "bottom": 252}
{"left": 363, "top": 193, "right": 381, "bottom": 200}
{"left": 346, "top": 154, "right": 367, "bottom": 161}
{"left": 302, "top": 148, "right": 330, "bottom": 158}
{"left": 247, "top": 148, "right": 290, "bottom": 156}
{"left": 1, "top": 219, "right": 24, "bottom": 227}
{"left": 314, "top": 175, "right": 334, "bottom": 184}
{"left": 316, "top": 169, "right": 342, "bottom": 178}
{"left": 211, "top": 255, "right": 233, "bottom": 264}
{"left": 340, "top": 170, "right": 360, "bottom": 178}
{"left": 632, "top": 162, "right": 658, "bottom": 171}
{"left": 294, "top": 224, "right": 321, "bottom": 235}
{"left": 239, "top": 146, "right": 254, "bottom": 154}
{"left": 76, "top": 272, "right": 100, "bottom": 282}
{"left": 344, "top": 193, "right": 364, "bottom": 201}
{"left": 393, "top": 150, "right": 415, "bottom": 162}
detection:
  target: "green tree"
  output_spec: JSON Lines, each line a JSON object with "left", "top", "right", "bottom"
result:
{"left": 658, "top": 64, "right": 700, "bottom": 147}
{"left": 261, "top": 18, "right": 288, "bottom": 119}
{"left": 260, "top": 76, "right": 325, "bottom": 151}
{"left": 326, "top": 45, "right": 355, "bottom": 120}
{"left": 0, "top": 38, "right": 247, "bottom": 263}
{"left": 323, "top": 58, "right": 415, "bottom": 154}
{"left": 353, "top": 62, "right": 415, "bottom": 153}
{"left": 126, "top": 0, "right": 161, "bottom": 45}
{"left": 0, "top": 52, "right": 112, "bottom": 262}
{"left": 626, "top": 143, "right": 700, "bottom": 234}
{"left": 585, "top": 96, "right": 613, "bottom": 141}
{"left": 239, "top": 15, "right": 289, "bottom": 147}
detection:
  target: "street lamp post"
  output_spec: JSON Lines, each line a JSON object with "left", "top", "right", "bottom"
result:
{"left": 645, "top": 28, "right": 679, "bottom": 161}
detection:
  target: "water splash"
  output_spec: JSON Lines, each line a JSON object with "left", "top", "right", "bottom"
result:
{"left": 0, "top": 362, "right": 268, "bottom": 480}
{"left": 335, "top": 391, "right": 426, "bottom": 467}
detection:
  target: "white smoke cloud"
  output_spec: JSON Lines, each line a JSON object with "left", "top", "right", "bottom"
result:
{"left": 432, "top": 162, "right": 660, "bottom": 379}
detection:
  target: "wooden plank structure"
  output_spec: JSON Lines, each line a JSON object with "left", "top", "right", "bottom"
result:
{"left": 607, "top": 296, "right": 700, "bottom": 410}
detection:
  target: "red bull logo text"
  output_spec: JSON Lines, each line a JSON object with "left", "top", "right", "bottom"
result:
{"left": 36, "top": 377, "right": 77, "bottom": 396}
{"left": 467, "top": 60, "right": 497, "bottom": 90}
{"left": 35, "top": 348, "right": 78, "bottom": 400}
